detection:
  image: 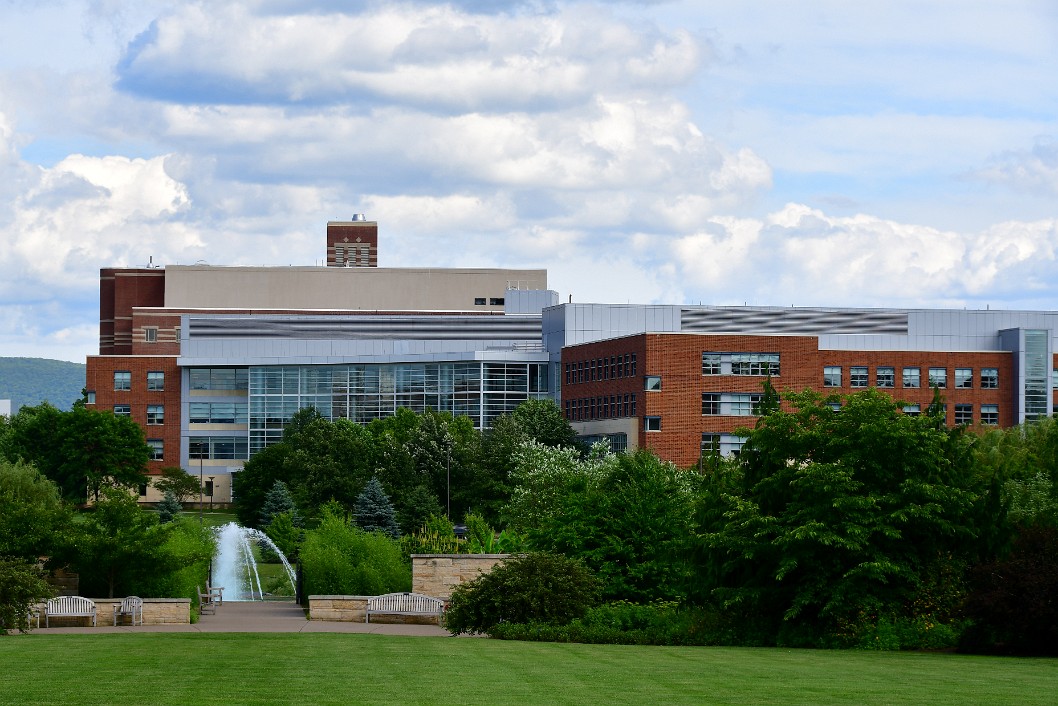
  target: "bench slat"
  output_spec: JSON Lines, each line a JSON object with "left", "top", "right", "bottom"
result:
{"left": 365, "top": 592, "right": 444, "bottom": 624}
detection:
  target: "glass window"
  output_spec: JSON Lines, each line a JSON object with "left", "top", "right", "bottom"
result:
{"left": 702, "top": 393, "right": 720, "bottom": 415}
{"left": 876, "top": 367, "right": 895, "bottom": 388}
{"left": 726, "top": 393, "right": 762, "bottom": 416}
{"left": 850, "top": 366, "right": 868, "bottom": 388}
{"left": 954, "top": 404, "right": 973, "bottom": 425}
{"left": 702, "top": 353, "right": 721, "bottom": 375}
{"left": 147, "top": 371, "right": 164, "bottom": 391}
{"left": 731, "top": 353, "right": 780, "bottom": 376}
{"left": 903, "top": 367, "right": 920, "bottom": 388}
{"left": 147, "top": 439, "right": 163, "bottom": 461}
{"left": 86, "top": 390, "right": 96, "bottom": 404}
{"left": 928, "top": 367, "right": 947, "bottom": 388}
{"left": 474, "top": 297, "right": 486, "bottom": 305}
{"left": 903, "top": 404, "right": 921, "bottom": 416}
{"left": 114, "top": 371, "right": 131, "bottom": 391}
{"left": 979, "top": 368, "right": 998, "bottom": 389}
{"left": 146, "top": 405, "right": 164, "bottom": 425}
{"left": 981, "top": 404, "right": 998, "bottom": 425}
{"left": 823, "top": 366, "right": 842, "bottom": 387}
{"left": 644, "top": 376, "right": 662, "bottom": 391}
{"left": 489, "top": 297, "right": 505, "bottom": 306}
{"left": 144, "top": 327, "right": 158, "bottom": 343}
{"left": 644, "top": 416, "right": 661, "bottom": 432}
{"left": 113, "top": 404, "right": 131, "bottom": 416}
{"left": 955, "top": 368, "right": 973, "bottom": 389}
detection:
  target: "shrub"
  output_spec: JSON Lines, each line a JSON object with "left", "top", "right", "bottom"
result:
{"left": 488, "top": 601, "right": 712, "bottom": 646}
{"left": 156, "top": 492, "right": 182, "bottom": 523}
{"left": 0, "top": 557, "right": 53, "bottom": 634}
{"left": 443, "top": 552, "right": 600, "bottom": 635}
{"left": 300, "top": 507, "right": 410, "bottom": 596}
{"left": 960, "top": 525, "right": 1058, "bottom": 655}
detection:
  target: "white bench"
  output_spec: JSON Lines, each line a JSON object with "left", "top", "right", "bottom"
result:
{"left": 365, "top": 592, "right": 444, "bottom": 624}
{"left": 113, "top": 596, "right": 143, "bottom": 626}
{"left": 46, "top": 596, "right": 96, "bottom": 627}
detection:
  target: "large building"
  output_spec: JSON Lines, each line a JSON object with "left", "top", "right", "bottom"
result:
{"left": 86, "top": 219, "right": 557, "bottom": 503}
{"left": 548, "top": 304, "right": 1058, "bottom": 467}
{"left": 86, "top": 221, "right": 1058, "bottom": 503}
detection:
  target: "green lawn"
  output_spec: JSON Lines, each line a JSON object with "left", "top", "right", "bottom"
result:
{"left": 2, "top": 634, "right": 1055, "bottom": 705}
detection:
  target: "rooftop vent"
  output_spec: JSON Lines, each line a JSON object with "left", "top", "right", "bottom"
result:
{"left": 351, "top": 213, "right": 367, "bottom": 221}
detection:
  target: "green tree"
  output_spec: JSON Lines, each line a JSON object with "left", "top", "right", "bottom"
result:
{"left": 260, "top": 480, "right": 300, "bottom": 527}
{"left": 72, "top": 488, "right": 169, "bottom": 598}
{"left": 695, "top": 388, "right": 991, "bottom": 647}
{"left": 511, "top": 399, "right": 579, "bottom": 449}
{"left": 3, "top": 404, "right": 150, "bottom": 502}
{"left": 529, "top": 450, "right": 697, "bottom": 602}
{"left": 0, "top": 557, "right": 53, "bottom": 635}
{"left": 156, "top": 491, "right": 183, "bottom": 523}
{"left": 0, "top": 459, "right": 70, "bottom": 561}
{"left": 354, "top": 477, "right": 400, "bottom": 539}
{"left": 503, "top": 440, "right": 613, "bottom": 533}
{"left": 154, "top": 467, "right": 201, "bottom": 504}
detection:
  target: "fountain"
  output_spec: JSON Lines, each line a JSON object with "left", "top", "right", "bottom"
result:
{"left": 211, "top": 523, "right": 297, "bottom": 601}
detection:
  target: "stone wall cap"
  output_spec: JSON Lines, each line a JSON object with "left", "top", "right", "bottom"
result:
{"left": 410, "top": 554, "right": 511, "bottom": 559}
{"left": 307, "top": 595, "right": 373, "bottom": 600}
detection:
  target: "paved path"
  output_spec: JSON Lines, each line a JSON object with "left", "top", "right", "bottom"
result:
{"left": 26, "top": 600, "right": 451, "bottom": 637}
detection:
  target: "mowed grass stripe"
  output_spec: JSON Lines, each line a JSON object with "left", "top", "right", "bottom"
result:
{"left": 1, "top": 633, "right": 1055, "bottom": 705}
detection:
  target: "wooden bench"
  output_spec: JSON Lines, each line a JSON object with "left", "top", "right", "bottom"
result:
{"left": 198, "top": 586, "right": 218, "bottom": 615}
{"left": 113, "top": 596, "right": 143, "bottom": 626}
{"left": 45, "top": 596, "right": 96, "bottom": 627}
{"left": 365, "top": 592, "right": 444, "bottom": 624}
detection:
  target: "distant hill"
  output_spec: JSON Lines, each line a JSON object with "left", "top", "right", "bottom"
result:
{"left": 0, "top": 358, "right": 86, "bottom": 412}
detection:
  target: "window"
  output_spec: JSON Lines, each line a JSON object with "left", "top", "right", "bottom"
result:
{"left": 114, "top": 371, "right": 131, "bottom": 391}
{"left": 955, "top": 368, "right": 973, "bottom": 389}
{"left": 727, "top": 393, "right": 762, "bottom": 416}
{"left": 731, "top": 353, "right": 780, "bottom": 376}
{"left": 702, "top": 393, "right": 720, "bottom": 415}
{"left": 954, "top": 404, "right": 973, "bottom": 425}
{"left": 489, "top": 298, "right": 505, "bottom": 306}
{"left": 139, "top": 484, "right": 148, "bottom": 497}
{"left": 147, "top": 439, "right": 163, "bottom": 461}
{"left": 86, "top": 390, "right": 96, "bottom": 404}
{"left": 189, "top": 436, "right": 249, "bottom": 460}
{"left": 146, "top": 405, "right": 164, "bottom": 425}
{"left": 928, "top": 367, "right": 947, "bottom": 388}
{"left": 903, "top": 404, "right": 921, "bottom": 416}
{"left": 113, "top": 404, "right": 131, "bottom": 416}
{"left": 823, "top": 366, "right": 842, "bottom": 387}
{"left": 144, "top": 327, "right": 158, "bottom": 343}
{"left": 147, "top": 371, "right": 164, "bottom": 391}
{"left": 645, "top": 376, "right": 662, "bottom": 391}
{"left": 981, "top": 404, "right": 998, "bottom": 425}
{"left": 474, "top": 297, "right": 486, "bottom": 305}
{"left": 189, "top": 368, "right": 248, "bottom": 391}
{"left": 903, "top": 367, "right": 920, "bottom": 388}
{"left": 876, "top": 367, "right": 895, "bottom": 388}
{"left": 980, "top": 368, "right": 998, "bottom": 389}
{"left": 644, "top": 416, "right": 661, "bottom": 432}
{"left": 850, "top": 366, "right": 868, "bottom": 388}
{"left": 702, "top": 353, "right": 721, "bottom": 375}
{"left": 827, "top": 401, "right": 842, "bottom": 412}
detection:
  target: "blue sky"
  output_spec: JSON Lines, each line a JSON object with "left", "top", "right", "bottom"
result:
{"left": 1, "top": 0, "right": 1056, "bottom": 363}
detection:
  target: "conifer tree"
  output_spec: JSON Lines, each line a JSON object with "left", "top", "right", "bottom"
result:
{"left": 355, "top": 477, "right": 400, "bottom": 538}
{"left": 156, "top": 491, "right": 182, "bottom": 523}
{"left": 260, "top": 480, "right": 300, "bottom": 527}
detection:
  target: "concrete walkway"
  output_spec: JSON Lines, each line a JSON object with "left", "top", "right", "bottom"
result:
{"left": 26, "top": 600, "right": 451, "bottom": 636}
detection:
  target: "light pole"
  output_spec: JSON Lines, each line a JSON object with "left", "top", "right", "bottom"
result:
{"left": 446, "top": 445, "right": 451, "bottom": 520}
{"left": 196, "top": 441, "right": 205, "bottom": 526}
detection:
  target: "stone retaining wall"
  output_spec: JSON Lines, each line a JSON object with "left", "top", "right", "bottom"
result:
{"left": 411, "top": 554, "right": 509, "bottom": 600}
{"left": 34, "top": 598, "right": 191, "bottom": 627}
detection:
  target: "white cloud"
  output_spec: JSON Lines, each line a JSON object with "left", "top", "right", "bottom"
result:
{"left": 974, "top": 137, "right": 1058, "bottom": 196}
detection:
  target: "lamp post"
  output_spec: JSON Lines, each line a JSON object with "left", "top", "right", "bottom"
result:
{"left": 196, "top": 441, "right": 205, "bottom": 526}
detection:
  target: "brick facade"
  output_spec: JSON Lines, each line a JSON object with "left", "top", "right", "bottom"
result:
{"left": 565, "top": 332, "right": 1030, "bottom": 468}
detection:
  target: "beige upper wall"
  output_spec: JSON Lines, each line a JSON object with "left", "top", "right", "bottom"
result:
{"left": 164, "top": 266, "right": 547, "bottom": 311}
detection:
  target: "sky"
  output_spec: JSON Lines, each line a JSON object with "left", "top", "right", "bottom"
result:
{"left": 1, "top": 0, "right": 1056, "bottom": 363}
